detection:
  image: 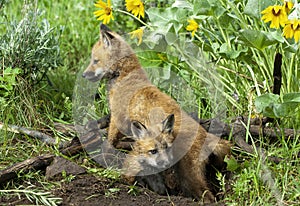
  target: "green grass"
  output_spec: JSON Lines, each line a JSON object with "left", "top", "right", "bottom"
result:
{"left": 225, "top": 134, "right": 300, "bottom": 205}
{"left": 0, "top": 0, "right": 299, "bottom": 205}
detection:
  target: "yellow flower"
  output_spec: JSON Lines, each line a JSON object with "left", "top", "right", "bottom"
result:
{"left": 186, "top": 19, "right": 199, "bottom": 37}
{"left": 283, "top": 0, "right": 294, "bottom": 13}
{"left": 283, "top": 19, "right": 300, "bottom": 42}
{"left": 261, "top": 5, "right": 288, "bottom": 29}
{"left": 94, "top": 0, "right": 114, "bottom": 24}
{"left": 125, "top": 0, "right": 145, "bottom": 19}
{"left": 129, "top": 27, "right": 144, "bottom": 45}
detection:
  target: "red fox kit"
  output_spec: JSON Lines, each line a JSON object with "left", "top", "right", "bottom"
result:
{"left": 122, "top": 114, "right": 175, "bottom": 194}
{"left": 83, "top": 24, "right": 231, "bottom": 202}
{"left": 123, "top": 113, "right": 230, "bottom": 200}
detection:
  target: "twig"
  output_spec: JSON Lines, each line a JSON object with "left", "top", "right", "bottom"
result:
{"left": 0, "top": 154, "right": 55, "bottom": 184}
{"left": 0, "top": 122, "right": 62, "bottom": 147}
{"left": 0, "top": 130, "right": 104, "bottom": 185}
{"left": 191, "top": 116, "right": 300, "bottom": 139}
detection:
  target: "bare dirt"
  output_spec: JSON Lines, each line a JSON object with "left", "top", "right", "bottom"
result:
{"left": 0, "top": 173, "right": 226, "bottom": 206}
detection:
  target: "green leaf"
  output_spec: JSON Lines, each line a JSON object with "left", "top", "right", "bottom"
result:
{"left": 165, "top": 31, "right": 178, "bottom": 45}
{"left": 263, "top": 105, "right": 277, "bottom": 118}
{"left": 273, "top": 102, "right": 300, "bottom": 117}
{"left": 255, "top": 93, "right": 300, "bottom": 118}
{"left": 255, "top": 93, "right": 279, "bottom": 113}
{"left": 269, "top": 31, "right": 285, "bottom": 43}
{"left": 147, "top": 8, "right": 176, "bottom": 26}
{"left": 244, "top": 0, "right": 276, "bottom": 19}
{"left": 172, "top": 0, "right": 192, "bottom": 9}
{"left": 238, "top": 29, "right": 280, "bottom": 50}
{"left": 283, "top": 93, "right": 300, "bottom": 103}
{"left": 136, "top": 50, "right": 164, "bottom": 68}
{"left": 218, "top": 43, "right": 248, "bottom": 59}
{"left": 193, "top": 0, "right": 211, "bottom": 15}
{"left": 225, "top": 156, "right": 240, "bottom": 172}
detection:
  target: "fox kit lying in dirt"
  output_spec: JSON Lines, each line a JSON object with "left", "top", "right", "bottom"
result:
{"left": 122, "top": 114, "right": 176, "bottom": 195}
{"left": 123, "top": 113, "right": 229, "bottom": 200}
{"left": 82, "top": 24, "right": 231, "bottom": 202}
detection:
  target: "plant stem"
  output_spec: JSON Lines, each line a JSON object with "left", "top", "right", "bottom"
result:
{"left": 116, "top": 9, "right": 152, "bottom": 29}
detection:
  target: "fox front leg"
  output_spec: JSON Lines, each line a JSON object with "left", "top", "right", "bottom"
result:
{"left": 136, "top": 173, "right": 168, "bottom": 195}
{"left": 107, "top": 116, "right": 123, "bottom": 148}
{"left": 121, "top": 157, "right": 142, "bottom": 185}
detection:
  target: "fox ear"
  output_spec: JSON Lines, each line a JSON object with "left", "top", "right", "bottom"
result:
{"left": 131, "top": 121, "right": 148, "bottom": 139}
{"left": 162, "top": 114, "right": 175, "bottom": 134}
{"left": 99, "top": 24, "right": 115, "bottom": 47}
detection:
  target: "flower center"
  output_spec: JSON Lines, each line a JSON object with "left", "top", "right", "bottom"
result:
{"left": 272, "top": 8, "right": 281, "bottom": 16}
{"left": 105, "top": 7, "right": 111, "bottom": 15}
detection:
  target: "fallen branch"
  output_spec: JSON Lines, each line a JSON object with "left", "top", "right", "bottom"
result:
{"left": 0, "top": 122, "right": 62, "bottom": 147}
{"left": 0, "top": 130, "right": 104, "bottom": 186}
{"left": 191, "top": 116, "right": 300, "bottom": 139}
{"left": 0, "top": 154, "right": 55, "bottom": 184}
{"left": 1, "top": 113, "right": 298, "bottom": 186}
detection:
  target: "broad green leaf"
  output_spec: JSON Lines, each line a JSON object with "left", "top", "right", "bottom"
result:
{"left": 193, "top": 0, "right": 211, "bottom": 16}
{"left": 172, "top": 0, "right": 193, "bottom": 9}
{"left": 173, "top": 22, "right": 183, "bottom": 34}
{"left": 193, "top": 0, "right": 224, "bottom": 17}
{"left": 262, "top": 105, "right": 277, "bottom": 118}
{"left": 268, "top": 30, "right": 285, "bottom": 43}
{"left": 283, "top": 93, "right": 300, "bottom": 103}
{"left": 225, "top": 156, "right": 240, "bottom": 172}
{"left": 139, "top": 30, "right": 168, "bottom": 49}
{"left": 255, "top": 93, "right": 300, "bottom": 118}
{"left": 147, "top": 8, "right": 177, "bottom": 27}
{"left": 147, "top": 8, "right": 187, "bottom": 38}
{"left": 239, "top": 29, "right": 279, "bottom": 50}
{"left": 273, "top": 102, "right": 300, "bottom": 117}
{"left": 165, "top": 31, "right": 178, "bottom": 45}
{"left": 218, "top": 43, "right": 248, "bottom": 59}
{"left": 255, "top": 93, "right": 279, "bottom": 113}
{"left": 283, "top": 42, "right": 298, "bottom": 53}
{"left": 173, "top": 9, "right": 189, "bottom": 23}
{"left": 244, "top": 0, "right": 276, "bottom": 19}
{"left": 213, "top": 3, "right": 226, "bottom": 18}
{"left": 136, "top": 51, "right": 163, "bottom": 68}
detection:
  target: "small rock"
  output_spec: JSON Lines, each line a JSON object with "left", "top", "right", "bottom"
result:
{"left": 46, "top": 156, "right": 86, "bottom": 180}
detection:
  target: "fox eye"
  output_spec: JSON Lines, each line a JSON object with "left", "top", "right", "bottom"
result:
{"left": 149, "top": 149, "right": 158, "bottom": 155}
{"left": 93, "top": 59, "right": 99, "bottom": 64}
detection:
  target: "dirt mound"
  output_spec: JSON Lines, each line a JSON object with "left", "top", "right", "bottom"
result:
{"left": 54, "top": 174, "right": 200, "bottom": 206}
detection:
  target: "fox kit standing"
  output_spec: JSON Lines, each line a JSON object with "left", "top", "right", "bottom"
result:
{"left": 83, "top": 24, "right": 231, "bottom": 202}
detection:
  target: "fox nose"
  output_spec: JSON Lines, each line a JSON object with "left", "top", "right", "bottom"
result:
{"left": 157, "top": 160, "right": 170, "bottom": 168}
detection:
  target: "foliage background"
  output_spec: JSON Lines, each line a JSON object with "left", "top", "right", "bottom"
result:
{"left": 0, "top": 0, "right": 299, "bottom": 205}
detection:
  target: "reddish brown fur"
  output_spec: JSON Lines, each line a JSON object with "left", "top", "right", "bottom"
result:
{"left": 121, "top": 115, "right": 175, "bottom": 194}
{"left": 83, "top": 24, "right": 231, "bottom": 203}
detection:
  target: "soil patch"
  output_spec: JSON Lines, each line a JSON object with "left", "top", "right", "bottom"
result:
{"left": 54, "top": 174, "right": 202, "bottom": 206}
{"left": 0, "top": 174, "right": 225, "bottom": 205}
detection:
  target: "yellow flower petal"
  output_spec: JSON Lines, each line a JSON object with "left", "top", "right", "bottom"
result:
{"left": 125, "top": 0, "right": 145, "bottom": 18}
{"left": 294, "top": 30, "right": 300, "bottom": 42}
{"left": 283, "top": 24, "right": 294, "bottom": 38}
{"left": 94, "top": 0, "right": 106, "bottom": 9}
{"left": 129, "top": 27, "right": 144, "bottom": 45}
{"left": 186, "top": 19, "right": 199, "bottom": 37}
{"left": 261, "top": 5, "right": 288, "bottom": 29}
{"left": 283, "top": 0, "right": 294, "bottom": 13}
{"left": 93, "top": 0, "right": 114, "bottom": 24}
{"left": 283, "top": 19, "right": 300, "bottom": 42}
